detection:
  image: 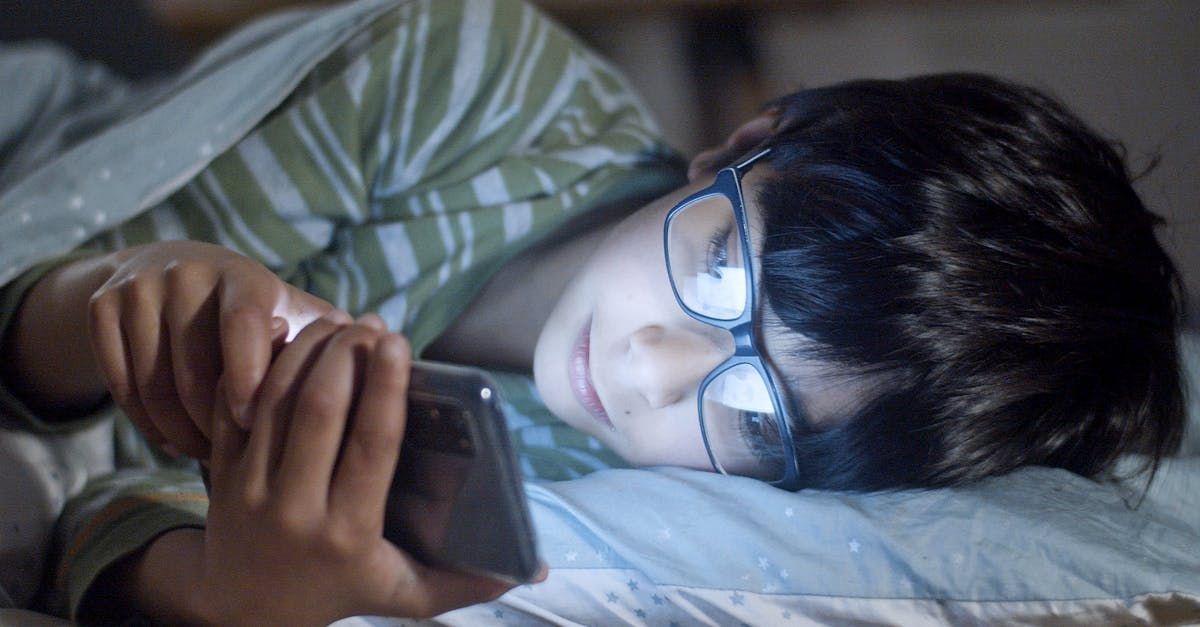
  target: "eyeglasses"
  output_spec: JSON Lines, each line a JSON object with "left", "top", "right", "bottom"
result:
{"left": 663, "top": 148, "right": 801, "bottom": 489}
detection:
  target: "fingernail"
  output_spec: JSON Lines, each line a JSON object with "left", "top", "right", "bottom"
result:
{"left": 270, "top": 316, "right": 286, "bottom": 330}
{"left": 380, "top": 335, "right": 404, "bottom": 360}
{"left": 323, "top": 309, "right": 352, "bottom": 324}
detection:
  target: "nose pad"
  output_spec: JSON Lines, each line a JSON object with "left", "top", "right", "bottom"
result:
{"left": 626, "top": 325, "right": 731, "bottom": 409}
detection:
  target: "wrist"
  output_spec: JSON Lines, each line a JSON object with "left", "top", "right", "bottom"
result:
{"left": 2, "top": 251, "right": 118, "bottom": 413}
{"left": 120, "top": 527, "right": 211, "bottom": 626}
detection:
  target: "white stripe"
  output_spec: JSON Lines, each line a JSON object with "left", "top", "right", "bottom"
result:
{"left": 148, "top": 203, "right": 188, "bottom": 240}
{"left": 532, "top": 166, "right": 556, "bottom": 195}
{"left": 457, "top": 211, "right": 474, "bottom": 271}
{"left": 508, "top": 14, "right": 549, "bottom": 130}
{"left": 343, "top": 54, "right": 371, "bottom": 106}
{"left": 182, "top": 182, "right": 255, "bottom": 262}
{"left": 233, "top": 136, "right": 334, "bottom": 251}
{"left": 286, "top": 107, "right": 361, "bottom": 221}
{"left": 471, "top": 167, "right": 510, "bottom": 206}
{"left": 388, "top": 5, "right": 429, "bottom": 193}
{"left": 196, "top": 172, "right": 283, "bottom": 265}
{"left": 376, "top": 292, "right": 408, "bottom": 332}
{"left": 552, "top": 144, "right": 631, "bottom": 170}
{"left": 375, "top": 222, "right": 421, "bottom": 287}
{"left": 471, "top": 5, "right": 534, "bottom": 143}
{"left": 407, "top": 195, "right": 424, "bottom": 216}
{"left": 378, "top": 0, "right": 492, "bottom": 196}
{"left": 513, "top": 52, "right": 582, "bottom": 151}
{"left": 427, "top": 189, "right": 445, "bottom": 214}
{"left": 340, "top": 231, "right": 371, "bottom": 312}
{"left": 317, "top": 255, "right": 350, "bottom": 310}
{"left": 304, "top": 98, "right": 364, "bottom": 190}
{"left": 436, "top": 214, "right": 456, "bottom": 255}
{"left": 577, "top": 48, "right": 658, "bottom": 128}
{"left": 373, "top": 14, "right": 411, "bottom": 198}
{"left": 235, "top": 134, "right": 311, "bottom": 221}
{"left": 503, "top": 201, "right": 532, "bottom": 242}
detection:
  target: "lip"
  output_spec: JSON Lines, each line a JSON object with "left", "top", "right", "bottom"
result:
{"left": 569, "top": 317, "right": 614, "bottom": 430}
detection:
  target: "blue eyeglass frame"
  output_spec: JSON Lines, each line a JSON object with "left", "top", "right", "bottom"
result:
{"left": 662, "top": 147, "right": 802, "bottom": 489}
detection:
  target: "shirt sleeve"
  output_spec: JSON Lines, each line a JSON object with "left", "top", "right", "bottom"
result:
{"left": 87, "top": 0, "right": 684, "bottom": 352}
{"left": 0, "top": 253, "right": 113, "bottom": 434}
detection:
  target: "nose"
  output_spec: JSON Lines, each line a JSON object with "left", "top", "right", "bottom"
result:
{"left": 625, "top": 325, "right": 731, "bottom": 409}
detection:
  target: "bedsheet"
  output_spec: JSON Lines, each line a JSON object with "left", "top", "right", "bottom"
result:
{"left": 356, "top": 333, "right": 1200, "bottom": 626}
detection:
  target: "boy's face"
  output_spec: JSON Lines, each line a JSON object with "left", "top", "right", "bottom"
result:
{"left": 533, "top": 168, "right": 791, "bottom": 471}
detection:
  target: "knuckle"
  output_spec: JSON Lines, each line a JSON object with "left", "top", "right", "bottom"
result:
{"left": 257, "top": 375, "right": 294, "bottom": 406}
{"left": 232, "top": 482, "right": 266, "bottom": 511}
{"left": 163, "top": 259, "right": 207, "bottom": 288}
{"left": 267, "top": 503, "right": 313, "bottom": 538}
{"left": 88, "top": 288, "right": 118, "bottom": 319}
{"left": 345, "top": 431, "right": 394, "bottom": 470}
{"left": 319, "top": 522, "right": 362, "bottom": 560}
{"left": 222, "top": 302, "right": 265, "bottom": 329}
{"left": 122, "top": 277, "right": 158, "bottom": 309}
{"left": 296, "top": 386, "right": 342, "bottom": 419}
{"left": 332, "top": 324, "right": 380, "bottom": 350}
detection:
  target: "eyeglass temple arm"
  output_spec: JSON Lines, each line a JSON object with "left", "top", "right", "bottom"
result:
{"left": 733, "top": 148, "right": 772, "bottom": 173}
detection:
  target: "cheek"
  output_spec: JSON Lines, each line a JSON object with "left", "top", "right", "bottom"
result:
{"left": 619, "top": 407, "right": 713, "bottom": 471}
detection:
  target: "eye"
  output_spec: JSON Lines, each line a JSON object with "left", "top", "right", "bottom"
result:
{"left": 737, "top": 410, "right": 782, "bottom": 462}
{"left": 705, "top": 224, "right": 735, "bottom": 278}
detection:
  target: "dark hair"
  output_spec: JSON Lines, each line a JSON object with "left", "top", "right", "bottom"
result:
{"left": 752, "top": 73, "right": 1184, "bottom": 490}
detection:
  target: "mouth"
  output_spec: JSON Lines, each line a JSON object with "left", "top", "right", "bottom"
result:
{"left": 569, "top": 317, "right": 614, "bottom": 430}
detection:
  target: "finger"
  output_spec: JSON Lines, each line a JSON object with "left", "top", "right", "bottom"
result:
{"left": 276, "top": 285, "right": 340, "bottom": 341}
{"left": 376, "top": 551, "right": 515, "bottom": 619}
{"left": 217, "top": 271, "right": 288, "bottom": 425}
{"left": 165, "top": 265, "right": 222, "bottom": 439}
{"left": 92, "top": 294, "right": 172, "bottom": 451}
{"left": 242, "top": 313, "right": 347, "bottom": 492}
{"left": 208, "top": 379, "right": 250, "bottom": 498}
{"left": 90, "top": 292, "right": 153, "bottom": 434}
{"left": 124, "top": 288, "right": 209, "bottom": 458}
{"left": 277, "top": 323, "right": 384, "bottom": 507}
{"left": 330, "top": 333, "right": 410, "bottom": 530}
{"left": 357, "top": 312, "right": 387, "bottom": 331}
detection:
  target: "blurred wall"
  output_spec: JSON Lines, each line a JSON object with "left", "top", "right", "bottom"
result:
{"left": 542, "top": 1, "right": 1199, "bottom": 327}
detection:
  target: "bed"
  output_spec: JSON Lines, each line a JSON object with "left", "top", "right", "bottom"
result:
{"left": 1, "top": 0, "right": 1197, "bottom": 624}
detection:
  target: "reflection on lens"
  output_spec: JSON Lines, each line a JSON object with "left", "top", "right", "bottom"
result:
{"left": 667, "top": 194, "right": 746, "bottom": 320}
{"left": 700, "top": 363, "right": 786, "bottom": 481}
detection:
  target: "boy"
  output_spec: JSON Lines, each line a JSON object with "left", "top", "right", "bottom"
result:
{"left": 0, "top": 0, "right": 1183, "bottom": 623}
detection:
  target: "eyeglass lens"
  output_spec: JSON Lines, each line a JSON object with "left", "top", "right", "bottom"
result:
{"left": 666, "top": 194, "right": 788, "bottom": 481}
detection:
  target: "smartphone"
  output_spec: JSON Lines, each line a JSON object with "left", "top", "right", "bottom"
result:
{"left": 199, "top": 361, "right": 539, "bottom": 584}
{"left": 384, "top": 360, "right": 539, "bottom": 584}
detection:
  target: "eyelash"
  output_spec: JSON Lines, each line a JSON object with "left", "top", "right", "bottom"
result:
{"left": 737, "top": 411, "right": 780, "bottom": 462}
{"left": 705, "top": 225, "right": 734, "bottom": 277}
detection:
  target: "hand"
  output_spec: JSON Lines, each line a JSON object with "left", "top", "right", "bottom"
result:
{"left": 191, "top": 314, "right": 512, "bottom": 625}
{"left": 687, "top": 110, "right": 780, "bottom": 181}
{"left": 88, "top": 241, "right": 338, "bottom": 458}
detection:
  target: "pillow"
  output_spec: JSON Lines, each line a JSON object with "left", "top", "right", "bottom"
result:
{"left": 341, "top": 334, "right": 1200, "bottom": 625}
